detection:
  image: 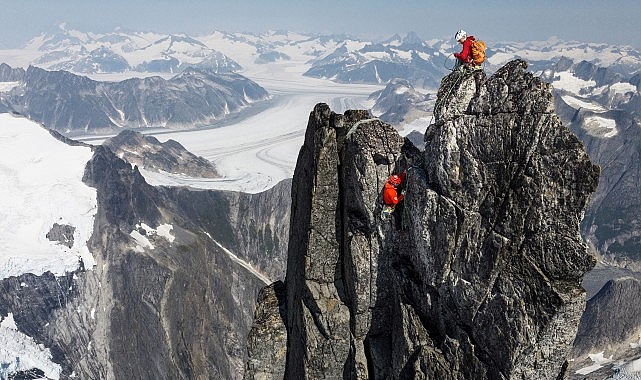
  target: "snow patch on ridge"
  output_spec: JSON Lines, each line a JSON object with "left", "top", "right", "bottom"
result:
{"left": 561, "top": 95, "right": 607, "bottom": 112}
{"left": 0, "top": 81, "right": 20, "bottom": 92}
{"left": 575, "top": 351, "right": 613, "bottom": 375}
{"left": 130, "top": 223, "right": 175, "bottom": 252}
{"left": 582, "top": 116, "right": 618, "bottom": 138}
{"left": 610, "top": 82, "right": 637, "bottom": 95}
{"left": 552, "top": 71, "right": 596, "bottom": 95}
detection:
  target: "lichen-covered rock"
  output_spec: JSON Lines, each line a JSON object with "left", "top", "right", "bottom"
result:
{"left": 245, "top": 59, "right": 600, "bottom": 379}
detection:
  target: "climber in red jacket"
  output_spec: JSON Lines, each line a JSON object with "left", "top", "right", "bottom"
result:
{"left": 382, "top": 171, "right": 407, "bottom": 229}
{"left": 453, "top": 29, "right": 485, "bottom": 96}
{"left": 454, "top": 29, "right": 475, "bottom": 66}
{"left": 384, "top": 172, "right": 406, "bottom": 206}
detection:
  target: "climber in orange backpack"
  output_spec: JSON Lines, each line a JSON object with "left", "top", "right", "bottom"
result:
{"left": 454, "top": 29, "right": 485, "bottom": 71}
{"left": 453, "top": 29, "right": 487, "bottom": 96}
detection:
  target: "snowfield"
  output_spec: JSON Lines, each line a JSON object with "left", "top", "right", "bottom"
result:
{"left": 552, "top": 71, "right": 596, "bottom": 95}
{"left": 0, "top": 313, "right": 62, "bottom": 380}
{"left": 582, "top": 116, "right": 618, "bottom": 138}
{"left": 561, "top": 95, "right": 607, "bottom": 113}
{"left": 0, "top": 113, "right": 97, "bottom": 280}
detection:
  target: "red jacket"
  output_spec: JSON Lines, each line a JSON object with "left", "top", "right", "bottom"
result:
{"left": 454, "top": 36, "right": 475, "bottom": 63}
{"left": 383, "top": 172, "right": 406, "bottom": 206}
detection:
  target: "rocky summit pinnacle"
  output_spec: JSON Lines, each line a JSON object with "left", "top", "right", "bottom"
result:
{"left": 244, "top": 59, "right": 600, "bottom": 380}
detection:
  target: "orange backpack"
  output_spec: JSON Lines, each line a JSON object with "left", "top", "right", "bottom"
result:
{"left": 471, "top": 39, "right": 487, "bottom": 65}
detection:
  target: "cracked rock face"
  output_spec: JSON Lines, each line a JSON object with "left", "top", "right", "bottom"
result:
{"left": 245, "top": 60, "right": 600, "bottom": 379}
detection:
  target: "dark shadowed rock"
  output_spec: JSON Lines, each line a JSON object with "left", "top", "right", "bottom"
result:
{"left": 46, "top": 223, "right": 76, "bottom": 248}
{"left": 245, "top": 59, "right": 599, "bottom": 379}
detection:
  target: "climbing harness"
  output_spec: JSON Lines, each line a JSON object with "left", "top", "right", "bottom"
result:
{"left": 380, "top": 204, "right": 395, "bottom": 221}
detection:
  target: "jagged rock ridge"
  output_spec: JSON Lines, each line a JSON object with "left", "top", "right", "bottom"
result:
{"left": 0, "top": 65, "right": 268, "bottom": 135}
{"left": 245, "top": 60, "right": 600, "bottom": 379}
{"left": 104, "top": 129, "right": 220, "bottom": 178}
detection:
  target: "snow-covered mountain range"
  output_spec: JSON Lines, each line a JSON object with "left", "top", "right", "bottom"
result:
{"left": 2, "top": 27, "right": 641, "bottom": 251}
{"left": 2, "top": 25, "right": 641, "bottom": 263}
{"left": 3, "top": 25, "right": 639, "bottom": 136}
{"left": 3, "top": 24, "right": 640, "bottom": 83}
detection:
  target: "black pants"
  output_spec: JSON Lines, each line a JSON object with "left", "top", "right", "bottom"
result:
{"left": 393, "top": 201, "right": 405, "bottom": 230}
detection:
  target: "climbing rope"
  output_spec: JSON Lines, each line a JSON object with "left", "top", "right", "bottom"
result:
{"left": 433, "top": 71, "right": 466, "bottom": 114}
{"left": 443, "top": 53, "right": 457, "bottom": 72}
{"left": 345, "top": 118, "right": 379, "bottom": 140}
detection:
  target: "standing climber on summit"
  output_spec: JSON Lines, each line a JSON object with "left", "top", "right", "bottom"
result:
{"left": 454, "top": 30, "right": 482, "bottom": 71}
{"left": 453, "top": 29, "right": 486, "bottom": 96}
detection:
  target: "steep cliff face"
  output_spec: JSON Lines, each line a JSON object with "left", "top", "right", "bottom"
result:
{"left": 45, "top": 145, "right": 270, "bottom": 379}
{"left": 245, "top": 60, "right": 600, "bottom": 379}
{"left": 1, "top": 137, "right": 290, "bottom": 379}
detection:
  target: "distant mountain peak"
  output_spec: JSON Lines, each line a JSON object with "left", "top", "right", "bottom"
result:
{"left": 402, "top": 31, "right": 424, "bottom": 45}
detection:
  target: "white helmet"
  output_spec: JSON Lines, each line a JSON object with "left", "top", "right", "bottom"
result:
{"left": 455, "top": 30, "right": 467, "bottom": 42}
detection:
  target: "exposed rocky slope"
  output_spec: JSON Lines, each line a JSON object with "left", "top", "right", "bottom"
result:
{"left": 245, "top": 60, "right": 600, "bottom": 379}
{"left": 104, "top": 129, "right": 220, "bottom": 178}
{"left": 369, "top": 78, "right": 433, "bottom": 125}
{"left": 568, "top": 277, "right": 641, "bottom": 378}
{"left": 0, "top": 141, "right": 290, "bottom": 379}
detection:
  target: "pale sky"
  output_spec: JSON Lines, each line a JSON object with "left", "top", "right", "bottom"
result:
{"left": 0, "top": 0, "right": 639, "bottom": 49}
